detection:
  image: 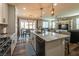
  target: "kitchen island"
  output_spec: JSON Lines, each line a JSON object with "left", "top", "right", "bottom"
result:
{"left": 30, "top": 31, "right": 70, "bottom": 56}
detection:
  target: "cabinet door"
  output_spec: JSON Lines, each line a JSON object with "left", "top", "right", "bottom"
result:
{"left": 30, "top": 33, "right": 36, "bottom": 51}
{"left": 11, "top": 33, "right": 17, "bottom": 55}
{"left": 0, "top": 4, "right": 3, "bottom": 23}
{"left": 33, "top": 35, "right": 36, "bottom": 51}
{"left": 2, "top": 4, "right": 8, "bottom": 24}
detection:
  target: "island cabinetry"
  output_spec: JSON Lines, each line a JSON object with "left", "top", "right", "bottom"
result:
{"left": 31, "top": 31, "right": 69, "bottom": 56}
{"left": 45, "top": 39, "right": 65, "bottom": 56}
{"left": 36, "top": 36, "right": 45, "bottom": 56}
{"left": 30, "top": 32, "right": 36, "bottom": 51}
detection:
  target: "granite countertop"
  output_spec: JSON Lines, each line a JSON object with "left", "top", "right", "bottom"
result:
{"left": 31, "top": 31, "right": 70, "bottom": 42}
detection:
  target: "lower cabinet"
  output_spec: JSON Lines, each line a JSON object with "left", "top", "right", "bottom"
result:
{"left": 30, "top": 33, "right": 45, "bottom": 56}
{"left": 11, "top": 33, "right": 17, "bottom": 55}
{"left": 30, "top": 33, "right": 66, "bottom": 56}
{"left": 36, "top": 36, "right": 45, "bottom": 56}
{"left": 30, "top": 33, "right": 36, "bottom": 51}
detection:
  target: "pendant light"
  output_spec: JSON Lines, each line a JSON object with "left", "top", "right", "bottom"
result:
{"left": 51, "top": 3, "right": 54, "bottom": 16}
{"left": 40, "top": 7, "right": 43, "bottom": 19}
{"left": 40, "top": 4, "right": 43, "bottom": 20}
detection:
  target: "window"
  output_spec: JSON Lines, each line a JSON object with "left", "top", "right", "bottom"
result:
{"left": 52, "top": 22, "right": 55, "bottom": 28}
{"left": 28, "top": 20, "right": 36, "bottom": 29}
{"left": 76, "top": 18, "right": 79, "bottom": 29}
{"left": 33, "top": 21, "right": 36, "bottom": 29}
{"left": 20, "top": 19, "right": 36, "bottom": 30}
{"left": 51, "top": 21, "right": 56, "bottom": 29}
{"left": 42, "top": 21, "right": 49, "bottom": 28}
{"left": 20, "top": 20, "right": 25, "bottom": 29}
{"left": 33, "top": 25, "right": 35, "bottom": 29}
{"left": 28, "top": 21, "right": 33, "bottom": 29}
{"left": 25, "top": 22, "right": 28, "bottom": 29}
{"left": 71, "top": 19, "right": 73, "bottom": 29}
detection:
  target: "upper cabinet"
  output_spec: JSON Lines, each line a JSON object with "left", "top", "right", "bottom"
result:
{"left": 0, "top": 3, "right": 8, "bottom": 25}
{"left": 0, "top": 4, "right": 3, "bottom": 22}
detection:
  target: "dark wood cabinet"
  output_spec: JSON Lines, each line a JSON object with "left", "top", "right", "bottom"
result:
{"left": 36, "top": 36, "right": 45, "bottom": 56}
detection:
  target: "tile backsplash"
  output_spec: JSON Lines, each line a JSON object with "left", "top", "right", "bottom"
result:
{"left": 0, "top": 26, "right": 2, "bottom": 33}
{"left": 0, "top": 25, "right": 7, "bottom": 33}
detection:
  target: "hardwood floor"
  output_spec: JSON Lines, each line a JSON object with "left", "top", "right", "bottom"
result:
{"left": 12, "top": 35, "right": 36, "bottom": 56}
{"left": 12, "top": 35, "right": 79, "bottom": 56}
{"left": 69, "top": 44, "right": 79, "bottom": 56}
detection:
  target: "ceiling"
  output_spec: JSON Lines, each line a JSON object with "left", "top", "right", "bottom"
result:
{"left": 10, "top": 3, "right": 79, "bottom": 19}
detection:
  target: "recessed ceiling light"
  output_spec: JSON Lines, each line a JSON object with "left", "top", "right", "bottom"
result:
{"left": 23, "top": 14, "right": 26, "bottom": 16}
{"left": 34, "top": 16, "right": 36, "bottom": 17}
{"left": 43, "top": 11, "right": 45, "bottom": 15}
{"left": 23, "top": 8, "right": 26, "bottom": 10}
{"left": 53, "top": 3, "right": 57, "bottom": 6}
